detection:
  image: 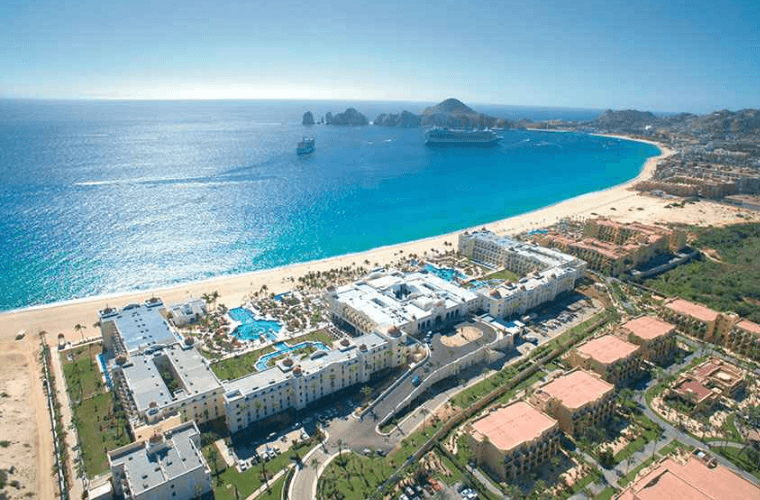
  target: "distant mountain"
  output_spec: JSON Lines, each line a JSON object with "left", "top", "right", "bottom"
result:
{"left": 302, "top": 111, "right": 315, "bottom": 126}
{"left": 593, "top": 109, "right": 662, "bottom": 134}
{"left": 420, "top": 98, "right": 478, "bottom": 117}
{"left": 666, "top": 109, "right": 760, "bottom": 140}
{"left": 592, "top": 108, "right": 760, "bottom": 142}
{"left": 324, "top": 108, "right": 368, "bottom": 126}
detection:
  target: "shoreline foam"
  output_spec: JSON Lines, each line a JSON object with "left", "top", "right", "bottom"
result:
{"left": 0, "top": 134, "right": 681, "bottom": 341}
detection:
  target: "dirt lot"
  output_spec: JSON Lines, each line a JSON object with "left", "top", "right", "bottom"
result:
{"left": 0, "top": 337, "right": 54, "bottom": 499}
{"left": 440, "top": 325, "right": 483, "bottom": 347}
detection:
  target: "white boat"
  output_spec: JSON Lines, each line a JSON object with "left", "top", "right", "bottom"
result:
{"left": 297, "top": 137, "right": 315, "bottom": 155}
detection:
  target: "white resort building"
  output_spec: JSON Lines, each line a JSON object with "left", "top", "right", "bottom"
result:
{"left": 108, "top": 421, "right": 212, "bottom": 500}
{"left": 458, "top": 229, "right": 585, "bottom": 274}
{"left": 101, "top": 299, "right": 407, "bottom": 436}
{"left": 222, "top": 330, "right": 405, "bottom": 434}
{"left": 324, "top": 271, "right": 481, "bottom": 336}
{"left": 459, "top": 230, "right": 587, "bottom": 318}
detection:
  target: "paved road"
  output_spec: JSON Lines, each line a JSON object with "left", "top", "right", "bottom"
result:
{"left": 633, "top": 350, "right": 760, "bottom": 486}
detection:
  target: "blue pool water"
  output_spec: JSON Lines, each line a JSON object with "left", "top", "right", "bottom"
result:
{"left": 229, "top": 307, "right": 282, "bottom": 341}
{"left": 254, "top": 340, "right": 330, "bottom": 371}
{"left": 96, "top": 353, "right": 113, "bottom": 390}
{"left": 424, "top": 264, "right": 466, "bottom": 281}
{"left": 0, "top": 100, "right": 658, "bottom": 311}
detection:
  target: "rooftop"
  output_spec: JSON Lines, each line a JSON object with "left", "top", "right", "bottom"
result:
{"left": 460, "top": 230, "right": 582, "bottom": 270}
{"left": 119, "top": 344, "right": 222, "bottom": 413}
{"left": 623, "top": 316, "right": 676, "bottom": 341}
{"left": 616, "top": 455, "right": 760, "bottom": 500}
{"left": 471, "top": 401, "right": 556, "bottom": 453}
{"left": 673, "top": 378, "right": 715, "bottom": 405}
{"left": 737, "top": 319, "right": 760, "bottom": 335}
{"left": 665, "top": 298, "right": 720, "bottom": 323}
{"left": 108, "top": 421, "right": 208, "bottom": 497}
{"left": 110, "top": 301, "right": 180, "bottom": 353}
{"left": 577, "top": 335, "right": 639, "bottom": 365}
{"left": 329, "top": 271, "right": 479, "bottom": 332}
{"left": 539, "top": 369, "right": 614, "bottom": 410}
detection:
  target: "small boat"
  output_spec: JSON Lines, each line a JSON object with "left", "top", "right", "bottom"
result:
{"left": 297, "top": 137, "right": 315, "bottom": 155}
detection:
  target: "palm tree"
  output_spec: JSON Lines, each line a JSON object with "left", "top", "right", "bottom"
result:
{"left": 361, "top": 385, "right": 372, "bottom": 401}
{"left": 74, "top": 323, "right": 86, "bottom": 344}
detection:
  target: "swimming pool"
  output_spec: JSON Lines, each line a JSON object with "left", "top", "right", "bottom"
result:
{"left": 424, "top": 263, "right": 466, "bottom": 282}
{"left": 229, "top": 307, "right": 282, "bottom": 342}
{"left": 96, "top": 353, "right": 113, "bottom": 390}
{"left": 254, "top": 341, "right": 330, "bottom": 371}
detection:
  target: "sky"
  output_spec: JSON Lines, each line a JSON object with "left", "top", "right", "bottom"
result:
{"left": 1, "top": 0, "right": 759, "bottom": 112}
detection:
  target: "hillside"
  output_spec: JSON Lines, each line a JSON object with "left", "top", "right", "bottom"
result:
{"left": 648, "top": 223, "right": 760, "bottom": 322}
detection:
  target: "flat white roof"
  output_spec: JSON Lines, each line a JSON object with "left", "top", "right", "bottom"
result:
{"left": 332, "top": 271, "right": 478, "bottom": 331}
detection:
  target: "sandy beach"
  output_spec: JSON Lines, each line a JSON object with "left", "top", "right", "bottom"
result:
{"left": 1, "top": 134, "right": 758, "bottom": 497}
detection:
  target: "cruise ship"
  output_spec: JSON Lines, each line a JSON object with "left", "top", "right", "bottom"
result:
{"left": 424, "top": 127, "right": 501, "bottom": 147}
{"left": 297, "top": 137, "right": 315, "bottom": 155}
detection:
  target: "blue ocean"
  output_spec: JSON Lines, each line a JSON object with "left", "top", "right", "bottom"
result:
{"left": 0, "top": 100, "right": 658, "bottom": 311}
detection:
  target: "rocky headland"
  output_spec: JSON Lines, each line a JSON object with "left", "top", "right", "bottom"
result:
{"left": 373, "top": 98, "right": 511, "bottom": 129}
{"left": 373, "top": 110, "right": 420, "bottom": 128}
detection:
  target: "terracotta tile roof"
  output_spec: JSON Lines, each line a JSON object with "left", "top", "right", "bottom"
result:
{"left": 617, "top": 456, "right": 760, "bottom": 500}
{"left": 577, "top": 335, "right": 639, "bottom": 365}
{"left": 666, "top": 298, "right": 719, "bottom": 323}
{"left": 539, "top": 370, "right": 614, "bottom": 410}
{"left": 623, "top": 316, "right": 676, "bottom": 341}
{"left": 673, "top": 378, "right": 715, "bottom": 405}
{"left": 737, "top": 319, "right": 760, "bottom": 335}
{"left": 471, "top": 402, "right": 556, "bottom": 453}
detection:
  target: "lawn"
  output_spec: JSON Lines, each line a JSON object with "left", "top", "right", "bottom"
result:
{"left": 61, "top": 343, "right": 131, "bottom": 477}
{"left": 256, "top": 473, "right": 286, "bottom": 500}
{"left": 390, "top": 418, "right": 444, "bottom": 464}
{"left": 204, "top": 444, "right": 301, "bottom": 500}
{"left": 210, "top": 346, "right": 277, "bottom": 381}
{"left": 72, "top": 392, "right": 131, "bottom": 476}
{"left": 594, "top": 486, "right": 616, "bottom": 500}
{"left": 450, "top": 365, "right": 519, "bottom": 408}
{"left": 714, "top": 445, "right": 760, "bottom": 481}
{"left": 61, "top": 344, "right": 104, "bottom": 402}
{"left": 318, "top": 453, "right": 397, "bottom": 500}
{"left": 563, "top": 467, "right": 603, "bottom": 498}
{"left": 483, "top": 268, "right": 521, "bottom": 282}
{"left": 434, "top": 450, "right": 465, "bottom": 486}
{"left": 493, "top": 369, "right": 547, "bottom": 406}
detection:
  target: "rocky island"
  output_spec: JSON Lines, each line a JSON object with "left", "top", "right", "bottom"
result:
{"left": 324, "top": 108, "right": 368, "bottom": 126}
{"left": 302, "top": 111, "right": 315, "bottom": 126}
